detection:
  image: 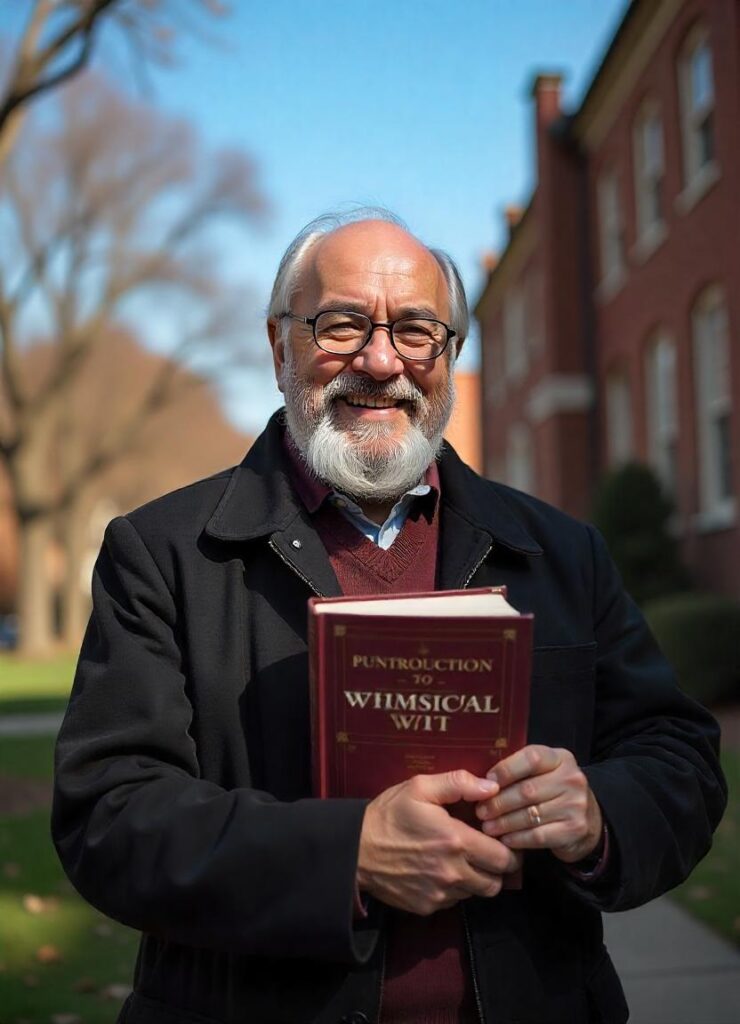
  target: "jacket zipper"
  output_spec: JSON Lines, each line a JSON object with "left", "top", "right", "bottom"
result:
{"left": 267, "top": 538, "right": 324, "bottom": 597}
{"left": 375, "top": 931, "right": 386, "bottom": 1023}
{"left": 462, "top": 904, "right": 486, "bottom": 1024}
{"left": 462, "top": 541, "right": 493, "bottom": 590}
{"left": 463, "top": 543, "right": 492, "bottom": 1024}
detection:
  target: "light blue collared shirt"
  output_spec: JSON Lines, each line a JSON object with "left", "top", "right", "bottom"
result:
{"left": 327, "top": 483, "right": 432, "bottom": 550}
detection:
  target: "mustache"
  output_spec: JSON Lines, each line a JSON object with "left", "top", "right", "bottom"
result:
{"left": 321, "top": 374, "right": 424, "bottom": 406}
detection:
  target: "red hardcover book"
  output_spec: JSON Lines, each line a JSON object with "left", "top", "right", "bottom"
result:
{"left": 308, "top": 585, "right": 533, "bottom": 807}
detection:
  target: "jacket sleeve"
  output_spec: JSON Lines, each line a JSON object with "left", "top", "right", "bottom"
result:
{"left": 51, "top": 515, "right": 379, "bottom": 963}
{"left": 571, "top": 524, "right": 727, "bottom": 911}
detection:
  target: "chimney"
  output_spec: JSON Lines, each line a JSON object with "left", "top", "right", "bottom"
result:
{"left": 504, "top": 205, "right": 523, "bottom": 237}
{"left": 480, "top": 250, "right": 498, "bottom": 274}
{"left": 530, "top": 72, "right": 564, "bottom": 130}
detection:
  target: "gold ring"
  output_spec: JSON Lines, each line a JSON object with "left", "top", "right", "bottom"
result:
{"left": 528, "top": 804, "right": 542, "bottom": 827}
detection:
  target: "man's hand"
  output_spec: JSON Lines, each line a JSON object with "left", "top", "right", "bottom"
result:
{"left": 356, "top": 770, "right": 521, "bottom": 916}
{"left": 476, "top": 745, "right": 603, "bottom": 864}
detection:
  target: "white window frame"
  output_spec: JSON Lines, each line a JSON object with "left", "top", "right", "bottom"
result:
{"left": 597, "top": 169, "right": 626, "bottom": 298}
{"left": 633, "top": 100, "right": 666, "bottom": 257}
{"left": 503, "top": 285, "right": 528, "bottom": 384}
{"left": 645, "top": 331, "right": 678, "bottom": 497}
{"left": 605, "top": 368, "right": 634, "bottom": 466}
{"left": 692, "top": 286, "right": 734, "bottom": 527}
{"left": 506, "top": 422, "right": 534, "bottom": 495}
{"left": 678, "top": 25, "right": 717, "bottom": 194}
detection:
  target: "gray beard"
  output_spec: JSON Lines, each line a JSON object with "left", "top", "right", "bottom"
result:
{"left": 281, "top": 351, "right": 455, "bottom": 503}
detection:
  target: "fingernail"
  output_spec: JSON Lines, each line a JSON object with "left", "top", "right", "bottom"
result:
{"left": 486, "top": 769, "right": 499, "bottom": 783}
{"left": 479, "top": 779, "right": 498, "bottom": 793}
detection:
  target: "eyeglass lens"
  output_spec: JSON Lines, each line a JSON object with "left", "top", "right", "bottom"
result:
{"left": 314, "top": 311, "right": 447, "bottom": 359}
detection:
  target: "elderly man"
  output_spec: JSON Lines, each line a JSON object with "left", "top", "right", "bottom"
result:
{"left": 53, "top": 211, "right": 726, "bottom": 1024}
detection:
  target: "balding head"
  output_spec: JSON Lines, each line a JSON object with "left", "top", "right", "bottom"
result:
{"left": 267, "top": 209, "right": 469, "bottom": 351}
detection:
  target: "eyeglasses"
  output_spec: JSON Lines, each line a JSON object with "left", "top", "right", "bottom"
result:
{"left": 281, "top": 310, "right": 455, "bottom": 361}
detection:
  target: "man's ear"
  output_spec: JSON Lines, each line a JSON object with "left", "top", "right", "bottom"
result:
{"left": 267, "top": 318, "right": 286, "bottom": 394}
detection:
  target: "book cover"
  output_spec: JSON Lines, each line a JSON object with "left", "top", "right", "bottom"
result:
{"left": 308, "top": 588, "right": 533, "bottom": 801}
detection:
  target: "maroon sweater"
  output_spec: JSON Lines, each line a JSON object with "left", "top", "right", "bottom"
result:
{"left": 284, "top": 442, "right": 478, "bottom": 1023}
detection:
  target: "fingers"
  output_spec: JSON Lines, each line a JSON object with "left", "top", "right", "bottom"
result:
{"left": 486, "top": 745, "right": 564, "bottom": 788}
{"left": 412, "top": 769, "right": 499, "bottom": 807}
{"left": 462, "top": 823, "right": 522, "bottom": 876}
{"left": 476, "top": 773, "right": 564, "bottom": 823}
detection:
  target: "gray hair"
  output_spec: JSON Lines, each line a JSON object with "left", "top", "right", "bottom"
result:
{"left": 267, "top": 206, "right": 469, "bottom": 351}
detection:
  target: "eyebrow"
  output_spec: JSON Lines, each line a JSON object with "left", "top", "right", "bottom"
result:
{"left": 317, "top": 301, "right": 442, "bottom": 320}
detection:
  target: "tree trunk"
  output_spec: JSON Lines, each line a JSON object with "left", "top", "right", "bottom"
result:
{"left": 17, "top": 512, "right": 55, "bottom": 654}
{"left": 59, "top": 497, "right": 91, "bottom": 649}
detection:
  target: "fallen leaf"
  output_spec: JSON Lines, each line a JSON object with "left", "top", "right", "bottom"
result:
{"left": 22, "top": 893, "right": 59, "bottom": 915}
{"left": 50, "top": 1015, "right": 82, "bottom": 1024}
{"left": 687, "top": 885, "right": 712, "bottom": 901}
{"left": 23, "top": 893, "right": 45, "bottom": 914}
{"left": 36, "top": 944, "right": 62, "bottom": 964}
{"left": 3, "top": 861, "right": 21, "bottom": 878}
{"left": 72, "top": 976, "right": 97, "bottom": 993}
{"left": 101, "top": 983, "right": 133, "bottom": 1000}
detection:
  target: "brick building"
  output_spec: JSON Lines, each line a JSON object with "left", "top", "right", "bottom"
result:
{"left": 475, "top": 0, "right": 740, "bottom": 597}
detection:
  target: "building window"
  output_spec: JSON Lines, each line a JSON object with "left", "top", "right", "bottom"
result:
{"left": 597, "top": 170, "right": 625, "bottom": 290}
{"left": 693, "top": 286, "right": 733, "bottom": 520}
{"left": 606, "top": 368, "right": 633, "bottom": 466}
{"left": 527, "top": 268, "right": 546, "bottom": 359}
{"left": 633, "top": 101, "right": 665, "bottom": 241}
{"left": 484, "top": 333, "right": 506, "bottom": 409}
{"left": 645, "top": 331, "right": 678, "bottom": 496}
{"left": 503, "top": 285, "right": 527, "bottom": 383}
{"left": 506, "top": 422, "right": 534, "bottom": 494}
{"left": 679, "top": 27, "right": 716, "bottom": 187}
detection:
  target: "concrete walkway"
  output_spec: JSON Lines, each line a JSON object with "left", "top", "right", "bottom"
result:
{"left": 2, "top": 712, "right": 738, "bottom": 1022}
{"left": 0, "top": 711, "right": 65, "bottom": 736}
{"left": 604, "top": 896, "right": 740, "bottom": 1023}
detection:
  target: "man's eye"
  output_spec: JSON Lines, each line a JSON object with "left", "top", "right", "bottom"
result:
{"left": 325, "top": 320, "right": 361, "bottom": 333}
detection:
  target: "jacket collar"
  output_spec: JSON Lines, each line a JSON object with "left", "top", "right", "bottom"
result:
{"left": 204, "top": 410, "right": 542, "bottom": 557}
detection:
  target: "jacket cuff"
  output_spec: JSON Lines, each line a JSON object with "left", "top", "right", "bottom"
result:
{"left": 565, "top": 822, "right": 610, "bottom": 883}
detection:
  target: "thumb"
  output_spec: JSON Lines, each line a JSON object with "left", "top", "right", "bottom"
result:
{"left": 415, "top": 769, "right": 499, "bottom": 806}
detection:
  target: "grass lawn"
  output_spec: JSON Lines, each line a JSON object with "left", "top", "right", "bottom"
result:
{"left": 0, "top": 653, "right": 77, "bottom": 716}
{"left": 0, "top": 737, "right": 137, "bottom": 1024}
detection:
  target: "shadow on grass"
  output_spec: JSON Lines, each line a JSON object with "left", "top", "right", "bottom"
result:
{"left": 0, "top": 808, "right": 138, "bottom": 1024}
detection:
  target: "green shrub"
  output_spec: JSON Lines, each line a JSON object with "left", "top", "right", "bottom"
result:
{"left": 592, "top": 462, "right": 690, "bottom": 605}
{"left": 643, "top": 591, "right": 740, "bottom": 706}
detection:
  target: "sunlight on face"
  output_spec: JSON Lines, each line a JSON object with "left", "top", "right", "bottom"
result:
{"left": 278, "top": 221, "right": 456, "bottom": 500}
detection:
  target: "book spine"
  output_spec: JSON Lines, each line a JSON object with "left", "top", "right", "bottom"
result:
{"left": 308, "top": 609, "right": 327, "bottom": 798}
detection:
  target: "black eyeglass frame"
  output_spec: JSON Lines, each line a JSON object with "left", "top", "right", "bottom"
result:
{"left": 280, "top": 311, "right": 456, "bottom": 361}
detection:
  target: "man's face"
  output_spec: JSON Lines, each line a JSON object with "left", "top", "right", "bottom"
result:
{"left": 268, "top": 220, "right": 456, "bottom": 501}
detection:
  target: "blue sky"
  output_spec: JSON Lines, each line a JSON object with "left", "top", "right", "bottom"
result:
{"left": 2, "top": 0, "right": 629, "bottom": 434}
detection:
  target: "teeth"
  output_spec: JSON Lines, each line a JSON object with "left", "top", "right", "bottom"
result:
{"left": 344, "top": 396, "right": 400, "bottom": 409}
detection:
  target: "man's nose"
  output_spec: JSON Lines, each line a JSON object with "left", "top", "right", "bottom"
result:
{"left": 350, "top": 324, "right": 405, "bottom": 380}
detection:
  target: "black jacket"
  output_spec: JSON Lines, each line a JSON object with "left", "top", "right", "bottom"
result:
{"left": 52, "top": 412, "right": 726, "bottom": 1024}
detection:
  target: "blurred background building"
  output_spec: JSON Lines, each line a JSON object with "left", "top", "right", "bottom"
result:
{"left": 475, "top": 0, "right": 739, "bottom": 597}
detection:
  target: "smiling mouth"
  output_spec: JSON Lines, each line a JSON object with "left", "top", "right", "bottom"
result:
{"left": 339, "top": 396, "right": 408, "bottom": 410}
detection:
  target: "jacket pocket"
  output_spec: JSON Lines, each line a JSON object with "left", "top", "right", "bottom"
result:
{"left": 585, "top": 950, "right": 629, "bottom": 1024}
{"left": 528, "top": 642, "right": 597, "bottom": 761}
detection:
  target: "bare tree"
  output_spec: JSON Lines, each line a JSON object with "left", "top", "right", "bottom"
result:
{"left": 0, "top": 0, "right": 229, "bottom": 171}
{"left": 0, "top": 76, "right": 265, "bottom": 652}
